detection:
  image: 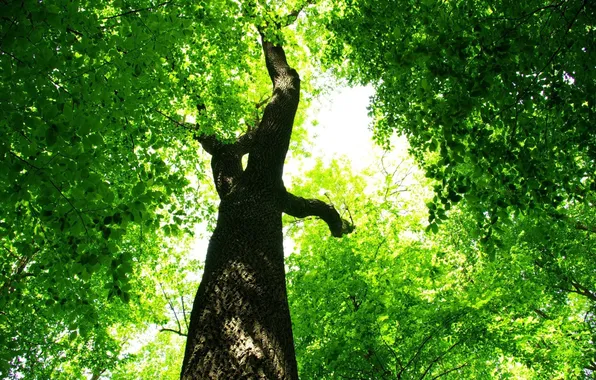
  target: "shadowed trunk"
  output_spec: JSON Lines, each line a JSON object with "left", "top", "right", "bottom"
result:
{"left": 181, "top": 35, "right": 352, "bottom": 379}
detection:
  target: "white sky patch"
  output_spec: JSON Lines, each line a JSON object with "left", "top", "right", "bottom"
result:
{"left": 309, "top": 85, "right": 376, "bottom": 170}
{"left": 285, "top": 85, "right": 377, "bottom": 180}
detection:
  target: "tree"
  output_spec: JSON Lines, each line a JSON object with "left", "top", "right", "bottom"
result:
{"left": 287, "top": 155, "right": 595, "bottom": 378}
{"left": 1, "top": 0, "right": 352, "bottom": 377}
{"left": 317, "top": 0, "right": 595, "bottom": 236}
{"left": 180, "top": 29, "right": 353, "bottom": 378}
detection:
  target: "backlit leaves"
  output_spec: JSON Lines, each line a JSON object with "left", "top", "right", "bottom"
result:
{"left": 317, "top": 0, "right": 595, "bottom": 228}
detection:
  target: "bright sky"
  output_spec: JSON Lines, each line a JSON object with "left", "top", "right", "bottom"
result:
{"left": 304, "top": 85, "right": 376, "bottom": 170}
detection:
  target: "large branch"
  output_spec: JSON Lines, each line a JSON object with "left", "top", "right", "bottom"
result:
{"left": 154, "top": 108, "right": 255, "bottom": 198}
{"left": 284, "top": 192, "right": 354, "bottom": 238}
{"left": 194, "top": 133, "right": 222, "bottom": 155}
{"left": 261, "top": 38, "right": 297, "bottom": 89}
{"left": 194, "top": 127, "right": 256, "bottom": 157}
{"left": 243, "top": 37, "right": 300, "bottom": 187}
{"left": 234, "top": 128, "right": 257, "bottom": 156}
{"left": 199, "top": 129, "right": 258, "bottom": 198}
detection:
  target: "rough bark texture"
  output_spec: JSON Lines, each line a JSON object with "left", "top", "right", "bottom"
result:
{"left": 181, "top": 36, "right": 352, "bottom": 379}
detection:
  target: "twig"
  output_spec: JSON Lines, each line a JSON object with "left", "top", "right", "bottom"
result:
{"left": 2, "top": 246, "right": 20, "bottom": 260}
{"left": 431, "top": 363, "right": 468, "bottom": 379}
{"left": 398, "top": 334, "right": 434, "bottom": 378}
{"left": 181, "top": 294, "right": 189, "bottom": 331}
{"left": 66, "top": 27, "right": 83, "bottom": 41}
{"left": 8, "top": 151, "right": 40, "bottom": 170}
{"left": 154, "top": 108, "right": 190, "bottom": 129}
{"left": 158, "top": 327, "right": 188, "bottom": 337}
{"left": 0, "top": 48, "right": 26, "bottom": 65}
{"left": 535, "top": 0, "right": 586, "bottom": 78}
{"left": 419, "top": 339, "right": 464, "bottom": 379}
{"left": 159, "top": 282, "right": 182, "bottom": 334}
{"left": 377, "top": 321, "right": 402, "bottom": 376}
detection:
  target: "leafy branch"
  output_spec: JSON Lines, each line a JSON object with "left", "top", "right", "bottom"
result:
{"left": 8, "top": 151, "right": 89, "bottom": 235}
{"left": 48, "top": 178, "right": 89, "bottom": 235}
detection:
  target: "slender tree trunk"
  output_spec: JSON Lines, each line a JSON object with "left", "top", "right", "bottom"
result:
{"left": 181, "top": 34, "right": 352, "bottom": 379}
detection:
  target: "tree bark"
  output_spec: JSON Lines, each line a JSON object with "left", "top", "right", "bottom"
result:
{"left": 181, "top": 36, "right": 352, "bottom": 379}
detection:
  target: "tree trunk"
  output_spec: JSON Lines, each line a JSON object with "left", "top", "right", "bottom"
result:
{"left": 181, "top": 186, "right": 298, "bottom": 379}
{"left": 181, "top": 34, "right": 353, "bottom": 379}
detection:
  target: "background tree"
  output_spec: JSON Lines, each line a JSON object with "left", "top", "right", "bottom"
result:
{"left": 315, "top": 0, "right": 595, "bottom": 236}
{"left": 287, "top": 154, "right": 595, "bottom": 378}
{"left": 299, "top": 1, "right": 596, "bottom": 376}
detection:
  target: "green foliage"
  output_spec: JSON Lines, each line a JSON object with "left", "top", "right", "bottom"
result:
{"left": 316, "top": 0, "right": 595, "bottom": 231}
{"left": 2, "top": 0, "right": 594, "bottom": 378}
{"left": 287, "top": 157, "right": 595, "bottom": 378}
{"left": 0, "top": 0, "right": 238, "bottom": 376}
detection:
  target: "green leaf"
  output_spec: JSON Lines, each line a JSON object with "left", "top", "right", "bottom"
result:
{"left": 132, "top": 182, "right": 146, "bottom": 197}
{"left": 46, "top": 124, "right": 59, "bottom": 146}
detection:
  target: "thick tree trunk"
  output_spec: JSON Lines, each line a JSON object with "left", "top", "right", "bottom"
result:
{"left": 181, "top": 187, "right": 298, "bottom": 379}
{"left": 181, "top": 34, "right": 352, "bottom": 379}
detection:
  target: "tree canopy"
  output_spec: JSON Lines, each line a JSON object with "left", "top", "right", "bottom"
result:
{"left": 1, "top": 0, "right": 594, "bottom": 378}
{"left": 317, "top": 0, "right": 595, "bottom": 240}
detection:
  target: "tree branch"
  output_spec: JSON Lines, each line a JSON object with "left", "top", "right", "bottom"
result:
{"left": 282, "top": 1, "right": 315, "bottom": 26}
{"left": 419, "top": 339, "right": 463, "bottom": 379}
{"left": 534, "top": 308, "right": 551, "bottom": 319}
{"left": 274, "top": 1, "right": 315, "bottom": 29}
{"left": 0, "top": 48, "right": 26, "bottom": 65}
{"left": 575, "top": 222, "right": 596, "bottom": 233}
{"left": 195, "top": 133, "right": 223, "bottom": 156}
{"left": 181, "top": 294, "right": 189, "bottom": 332}
{"left": 398, "top": 334, "right": 434, "bottom": 378}
{"left": 283, "top": 192, "right": 354, "bottom": 237}
{"left": 159, "top": 282, "right": 183, "bottom": 336}
{"left": 234, "top": 128, "right": 257, "bottom": 156}
{"left": 159, "top": 327, "right": 188, "bottom": 337}
{"left": 569, "top": 281, "right": 596, "bottom": 302}
{"left": 261, "top": 36, "right": 299, "bottom": 90}
{"left": 376, "top": 322, "right": 403, "bottom": 375}
{"left": 90, "top": 368, "right": 107, "bottom": 380}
